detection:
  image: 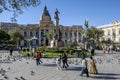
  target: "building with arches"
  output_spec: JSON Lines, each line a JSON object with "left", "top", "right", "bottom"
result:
{"left": 0, "top": 6, "right": 83, "bottom": 47}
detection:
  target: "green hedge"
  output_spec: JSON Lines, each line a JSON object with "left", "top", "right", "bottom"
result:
{"left": 35, "top": 47, "right": 91, "bottom": 58}
{"left": 21, "top": 48, "right": 32, "bottom": 56}
{"left": 21, "top": 47, "right": 91, "bottom": 58}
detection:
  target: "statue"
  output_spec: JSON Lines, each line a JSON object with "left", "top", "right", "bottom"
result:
{"left": 54, "top": 9, "right": 60, "bottom": 20}
{"left": 81, "top": 30, "right": 86, "bottom": 43}
{"left": 58, "top": 28, "right": 62, "bottom": 41}
{"left": 50, "top": 9, "right": 64, "bottom": 47}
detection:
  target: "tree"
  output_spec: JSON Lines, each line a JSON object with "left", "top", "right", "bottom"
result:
{"left": 0, "top": 30, "right": 10, "bottom": 43}
{"left": 46, "top": 29, "right": 54, "bottom": 42}
{"left": 9, "top": 30, "right": 24, "bottom": 48}
{"left": 0, "top": 0, "right": 41, "bottom": 24}
{"left": 0, "top": 0, "right": 41, "bottom": 13}
{"left": 85, "top": 26, "right": 104, "bottom": 48}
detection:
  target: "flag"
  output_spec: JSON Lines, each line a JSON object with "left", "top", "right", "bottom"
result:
{"left": 85, "top": 17, "right": 89, "bottom": 29}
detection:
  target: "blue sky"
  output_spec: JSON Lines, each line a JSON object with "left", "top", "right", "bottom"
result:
{"left": 0, "top": 0, "right": 120, "bottom": 27}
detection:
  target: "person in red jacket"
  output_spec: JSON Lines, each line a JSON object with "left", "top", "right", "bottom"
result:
{"left": 35, "top": 52, "right": 40, "bottom": 65}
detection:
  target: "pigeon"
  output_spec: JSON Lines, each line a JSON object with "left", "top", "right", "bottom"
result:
{"left": 15, "top": 77, "right": 21, "bottom": 80}
{"left": 8, "top": 67, "right": 11, "bottom": 70}
{"left": 26, "top": 62, "right": 29, "bottom": 64}
{"left": 118, "top": 59, "right": 120, "bottom": 64}
{"left": 31, "top": 71, "right": 35, "bottom": 75}
{"left": 4, "top": 75, "right": 9, "bottom": 79}
{"left": 1, "top": 73, "right": 5, "bottom": 76}
{"left": 20, "top": 76, "right": 26, "bottom": 80}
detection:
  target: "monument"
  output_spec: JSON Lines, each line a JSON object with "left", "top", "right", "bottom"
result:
{"left": 50, "top": 9, "right": 64, "bottom": 47}
{"left": 81, "top": 17, "right": 89, "bottom": 49}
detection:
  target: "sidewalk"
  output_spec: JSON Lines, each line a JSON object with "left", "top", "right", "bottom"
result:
{"left": 0, "top": 51, "right": 120, "bottom": 80}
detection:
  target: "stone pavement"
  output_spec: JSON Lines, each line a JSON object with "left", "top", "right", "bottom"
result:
{"left": 0, "top": 50, "right": 120, "bottom": 80}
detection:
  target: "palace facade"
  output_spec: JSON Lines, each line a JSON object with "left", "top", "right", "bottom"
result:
{"left": 0, "top": 6, "right": 83, "bottom": 47}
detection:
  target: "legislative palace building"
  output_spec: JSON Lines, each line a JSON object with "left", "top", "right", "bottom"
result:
{"left": 0, "top": 6, "right": 83, "bottom": 47}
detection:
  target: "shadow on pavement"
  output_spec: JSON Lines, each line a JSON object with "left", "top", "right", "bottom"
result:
{"left": 41, "top": 63, "right": 56, "bottom": 67}
{"left": 67, "top": 67, "right": 82, "bottom": 71}
{"left": 97, "top": 73, "right": 120, "bottom": 76}
{"left": 90, "top": 76, "right": 120, "bottom": 80}
{"left": 90, "top": 73, "right": 120, "bottom": 79}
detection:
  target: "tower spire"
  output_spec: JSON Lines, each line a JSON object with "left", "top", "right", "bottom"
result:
{"left": 40, "top": 5, "right": 51, "bottom": 21}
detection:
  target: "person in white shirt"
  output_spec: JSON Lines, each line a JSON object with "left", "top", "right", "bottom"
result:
{"left": 80, "top": 56, "right": 89, "bottom": 77}
{"left": 56, "top": 55, "right": 62, "bottom": 70}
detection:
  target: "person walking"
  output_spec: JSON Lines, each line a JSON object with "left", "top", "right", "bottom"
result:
{"left": 56, "top": 55, "right": 62, "bottom": 70}
{"left": 89, "top": 56, "right": 98, "bottom": 74}
{"left": 62, "top": 53, "right": 69, "bottom": 69}
{"left": 80, "top": 56, "right": 89, "bottom": 77}
{"left": 34, "top": 52, "right": 40, "bottom": 65}
{"left": 10, "top": 48, "right": 13, "bottom": 56}
{"left": 91, "top": 48, "right": 95, "bottom": 56}
{"left": 38, "top": 52, "right": 43, "bottom": 64}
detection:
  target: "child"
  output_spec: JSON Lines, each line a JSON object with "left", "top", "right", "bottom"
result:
{"left": 56, "top": 55, "right": 62, "bottom": 70}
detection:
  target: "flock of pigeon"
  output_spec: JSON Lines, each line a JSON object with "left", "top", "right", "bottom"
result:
{"left": 0, "top": 51, "right": 120, "bottom": 80}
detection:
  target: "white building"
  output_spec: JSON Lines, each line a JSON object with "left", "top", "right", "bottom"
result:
{"left": 97, "top": 21, "right": 120, "bottom": 48}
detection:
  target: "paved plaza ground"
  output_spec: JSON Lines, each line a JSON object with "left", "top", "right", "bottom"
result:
{"left": 0, "top": 50, "right": 120, "bottom": 80}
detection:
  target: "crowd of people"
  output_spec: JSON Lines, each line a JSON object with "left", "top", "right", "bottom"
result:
{"left": 9, "top": 48, "right": 98, "bottom": 78}
{"left": 33, "top": 49, "right": 98, "bottom": 77}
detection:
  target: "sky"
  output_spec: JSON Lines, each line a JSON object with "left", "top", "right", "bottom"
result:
{"left": 0, "top": 0, "right": 120, "bottom": 27}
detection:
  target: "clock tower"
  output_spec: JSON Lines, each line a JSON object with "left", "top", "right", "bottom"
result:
{"left": 39, "top": 6, "right": 53, "bottom": 26}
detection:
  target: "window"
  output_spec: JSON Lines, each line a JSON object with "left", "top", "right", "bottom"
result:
{"left": 70, "top": 32, "right": 72, "bottom": 36}
{"left": 107, "top": 30, "right": 110, "bottom": 36}
{"left": 36, "top": 31, "right": 39, "bottom": 38}
{"left": 112, "top": 29, "right": 116, "bottom": 38}
{"left": 74, "top": 32, "right": 77, "bottom": 37}
{"left": 41, "top": 31, "right": 44, "bottom": 37}
{"left": 24, "top": 31, "right": 27, "bottom": 37}
{"left": 30, "top": 32, "right": 33, "bottom": 37}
